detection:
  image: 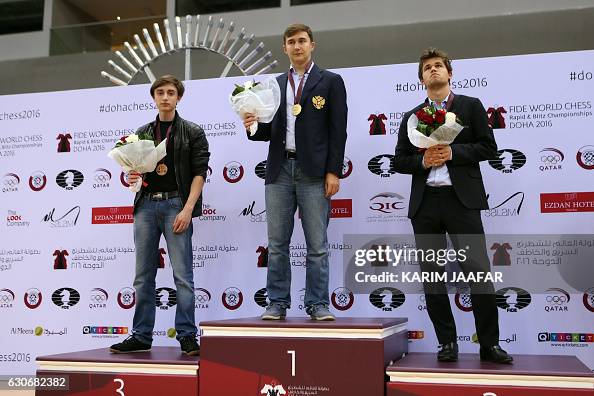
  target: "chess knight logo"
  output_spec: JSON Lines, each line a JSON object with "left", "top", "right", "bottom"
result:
{"left": 253, "top": 287, "right": 269, "bottom": 308}
{"left": 56, "top": 133, "right": 72, "bottom": 152}
{"left": 490, "top": 242, "right": 512, "bottom": 266}
{"left": 486, "top": 106, "right": 507, "bottom": 129}
{"left": 368, "top": 113, "right": 388, "bottom": 135}
{"left": 368, "top": 155, "right": 396, "bottom": 178}
{"left": 260, "top": 383, "right": 286, "bottom": 395}
{"left": 496, "top": 287, "right": 532, "bottom": 312}
{"left": 51, "top": 287, "right": 80, "bottom": 309}
{"left": 52, "top": 249, "right": 69, "bottom": 269}
{"left": 256, "top": 246, "right": 269, "bottom": 268}
{"left": 223, "top": 161, "right": 244, "bottom": 183}
{"left": 369, "top": 287, "right": 405, "bottom": 311}
{"left": 488, "top": 149, "right": 526, "bottom": 173}
{"left": 56, "top": 170, "right": 84, "bottom": 190}
{"left": 155, "top": 287, "right": 177, "bottom": 310}
{"left": 255, "top": 160, "right": 267, "bottom": 180}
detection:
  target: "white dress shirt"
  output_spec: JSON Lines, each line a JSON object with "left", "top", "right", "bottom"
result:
{"left": 426, "top": 94, "right": 453, "bottom": 186}
{"left": 285, "top": 62, "right": 315, "bottom": 152}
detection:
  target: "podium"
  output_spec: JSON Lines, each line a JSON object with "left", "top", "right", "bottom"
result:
{"left": 199, "top": 317, "right": 408, "bottom": 396}
{"left": 386, "top": 352, "right": 594, "bottom": 395}
{"left": 36, "top": 347, "right": 199, "bottom": 395}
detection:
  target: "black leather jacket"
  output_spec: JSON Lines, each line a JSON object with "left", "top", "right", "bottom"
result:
{"left": 133, "top": 111, "right": 210, "bottom": 217}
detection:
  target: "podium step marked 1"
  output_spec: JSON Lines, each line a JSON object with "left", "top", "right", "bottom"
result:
{"left": 199, "top": 317, "right": 408, "bottom": 396}
{"left": 386, "top": 352, "right": 594, "bottom": 396}
{"left": 36, "top": 346, "right": 199, "bottom": 395}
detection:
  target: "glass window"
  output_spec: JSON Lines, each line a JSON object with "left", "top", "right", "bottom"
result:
{"left": 0, "top": 0, "right": 44, "bottom": 35}
{"left": 176, "top": 0, "right": 280, "bottom": 15}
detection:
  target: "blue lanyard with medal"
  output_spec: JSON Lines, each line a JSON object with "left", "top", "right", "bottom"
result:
{"left": 154, "top": 120, "right": 173, "bottom": 176}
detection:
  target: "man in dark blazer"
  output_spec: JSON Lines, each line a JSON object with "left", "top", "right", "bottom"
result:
{"left": 393, "top": 48, "right": 512, "bottom": 364}
{"left": 243, "top": 24, "right": 347, "bottom": 321}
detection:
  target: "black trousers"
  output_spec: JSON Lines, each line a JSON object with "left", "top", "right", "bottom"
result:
{"left": 411, "top": 186, "right": 499, "bottom": 347}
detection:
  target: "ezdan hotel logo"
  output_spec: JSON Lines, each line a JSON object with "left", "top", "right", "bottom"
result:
{"left": 540, "top": 192, "right": 594, "bottom": 213}
{"left": 92, "top": 206, "right": 134, "bottom": 224}
{"left": 331, "top": 199, "right": 352, "bottom": 218}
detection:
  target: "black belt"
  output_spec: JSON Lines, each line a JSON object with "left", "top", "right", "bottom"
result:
{"left": 144, "top": 190, "right": 179, "bottom": 201}
{"left": 425, "top": 185, "right": 454, "bottom": 193}
{"left": 285, "top": 151, "right": 297, "bottom": 159}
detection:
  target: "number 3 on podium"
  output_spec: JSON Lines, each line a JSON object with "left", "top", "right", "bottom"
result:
{"left": 114, "top": 378, "right": 125, "bottom": 395}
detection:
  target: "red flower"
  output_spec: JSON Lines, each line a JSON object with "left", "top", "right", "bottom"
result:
{"left": 416, "top": 109, "right": 433, "bottom": 125}
{"left": 434, "top": 109, "right": 446, "bottom": 124}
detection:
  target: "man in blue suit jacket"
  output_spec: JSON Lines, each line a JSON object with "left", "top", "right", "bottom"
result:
{"left": 243, "top": 24, "right": 347, "bottom": 321}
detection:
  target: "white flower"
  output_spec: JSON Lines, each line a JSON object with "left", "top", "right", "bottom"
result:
{"left": 243, "top": 80, "right": 254, "bottom": 90}
{"left": 445, "top": 112, "right": 457, "bottom": 125}
{"left": 125, "top": 134, "right": 139, "bottom": 143}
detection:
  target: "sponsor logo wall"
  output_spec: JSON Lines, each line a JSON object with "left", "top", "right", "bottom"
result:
{"left": 0, "top": 50, "right": 593, "bottom": 374}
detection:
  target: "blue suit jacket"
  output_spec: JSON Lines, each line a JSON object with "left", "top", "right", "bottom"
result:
{"left": 248, "top": 64, "right": 348, "bottom": 184}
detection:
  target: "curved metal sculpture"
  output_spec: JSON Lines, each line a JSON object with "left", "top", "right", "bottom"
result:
{"left": 101, "top": 15, "right": 279, "bottom": 85}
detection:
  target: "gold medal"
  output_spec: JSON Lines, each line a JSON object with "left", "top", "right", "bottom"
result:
{"left": 156, "top": 163, "right": 168, "bottom": 176}
{"left": 292, "top": 104, "right": 302, "bottom": 116}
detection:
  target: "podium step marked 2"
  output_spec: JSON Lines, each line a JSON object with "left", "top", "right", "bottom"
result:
{"left": 36, "top": 347, "right": 199, "bottom": 395}
{"left": 199, "top": 317, "right": 408, "bottom": 396}
{"left": 386, "top": 352, "right": 594, "bottom": 396}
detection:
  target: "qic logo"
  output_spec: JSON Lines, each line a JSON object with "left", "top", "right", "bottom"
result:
{"left": 117, "top": 287, "right": 135, "bottom": 309}
{"left": 539, "top": 148, "right": 564, "bottom": 172}
{"left": 29, "top": 171, "right": 47, "bottom": 191}
{"left": 194, "top": 288, "right": 211, "bottom": 309}
{"left": 576, "top": 145, "right": 594, "bottom": 170}
{"left": 56, "top": 170, "right": 84, "bottom": 190}
{"left": 368, "top": 155, "right": 396, "bottom": 178}
{"left": 51, "top": 288, "right": 80, "bottom": 309}
{"left": 223, "top": 161, "right": 244, "bottom": 183}
{"left": 222, "top": 287, "right": 243, "bottom": 310}
{"left": 369, "top": 287, "right": 405, "bottom": 311}
{"left": 24, "top": 288, "right": 42, "bottom": 309}
{"left": 331, "top": 287, "right": 354, "bottom": 311}
{"left": 155, "top": 287, "right": 177, "bottom": 310}
{"left": 370, "top": 192, "right": 405, "bottom": 214}
{"left": 488, "top": 149, "right": 526, "bottom": 173}
{"left": 2, "top": 173, "right": 20, "bottom": 193}
{"left": 495, "top": 287, "right": 531, "bottom": 312}
{"left": 93, "top": 168, "right": 111, "bottom": 189}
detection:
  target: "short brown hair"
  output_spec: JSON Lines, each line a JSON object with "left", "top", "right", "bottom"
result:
{"left": 418, "top": 47, "right": 453, "bottom": 80}
{"left": 150, "top": 74, "right": 185, "bottom": 98}
{"left": 283, "top": 24, "right": 313, "bottom": 44}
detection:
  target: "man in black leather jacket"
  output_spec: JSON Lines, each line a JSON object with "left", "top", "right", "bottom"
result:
{"left": 110, "top": 75, "right": 209, "bottom": 356}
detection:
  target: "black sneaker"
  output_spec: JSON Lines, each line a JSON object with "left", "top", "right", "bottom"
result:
{"left": 109, "top": 335, "right": 151, "bottom": 353}
{"left": 179, "top": 336, "right": 200, "bottom": 356}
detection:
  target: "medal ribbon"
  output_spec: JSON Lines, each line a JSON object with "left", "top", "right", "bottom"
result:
{"left": 288, "top": 60, "right": 313, "bottom": 106}
{"left": 154, "top": 120, "right": 173, "bottom": 171}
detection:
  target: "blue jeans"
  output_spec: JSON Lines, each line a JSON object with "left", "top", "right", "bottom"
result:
{"left": 132, "top": 195, "right": 196, "bottom": 344}
{"left": 265, "top": 159, "right": 331, "bottom": 309}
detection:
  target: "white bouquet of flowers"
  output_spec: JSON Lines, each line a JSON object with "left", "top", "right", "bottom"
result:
{"left": 229, "top": 78, "right": 281, "bottom": 135}
{"left": 108, "top": 133, "right": 168, "bottom": 192}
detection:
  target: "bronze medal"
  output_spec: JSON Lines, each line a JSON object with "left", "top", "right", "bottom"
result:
{"left": 292, "top": 104, "right": 302, "bottom": 116}
{"left": 156, "top": 163, "right": 168, "bottom": 176}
